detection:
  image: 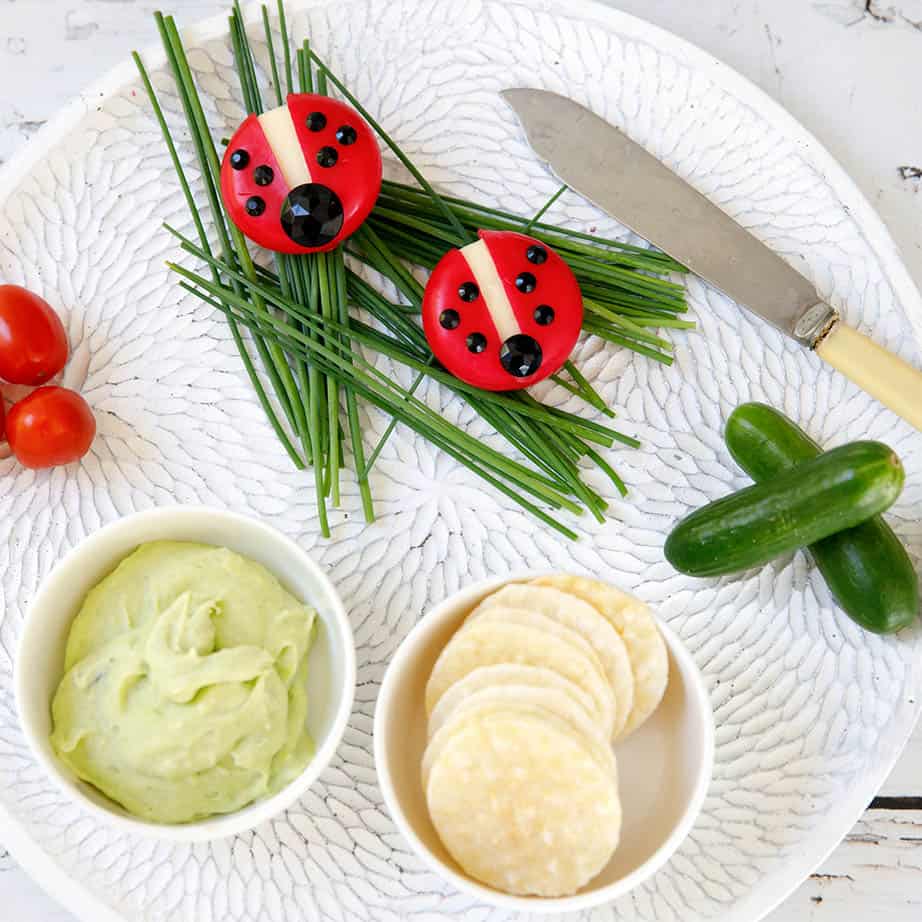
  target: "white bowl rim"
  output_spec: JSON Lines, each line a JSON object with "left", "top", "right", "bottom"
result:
{"left": 15, "top": 504, "right": 357, "bottom": 842}
{"left": 373, "top": 571, "right": 716, "bottom": 914}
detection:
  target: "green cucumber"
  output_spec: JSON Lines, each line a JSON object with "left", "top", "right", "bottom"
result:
{"left": 725, "top": 402, "right": 918, "bottom": 634}
{"left": 664, "top": 440, "right": 904, "bottom": 578}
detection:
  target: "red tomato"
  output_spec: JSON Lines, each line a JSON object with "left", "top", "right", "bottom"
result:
{"left": 6, "top": 387, "right": 95, "bottom": 469}
{"left": 0, "top": 285, "right": 69, "bottom": 385}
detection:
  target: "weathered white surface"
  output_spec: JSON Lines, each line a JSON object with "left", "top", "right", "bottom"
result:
{"left": 766, "top": 809, "right": 922, "bottom": 922}
{"left": 0, "top": 1, "right": 920, "bottom": 921}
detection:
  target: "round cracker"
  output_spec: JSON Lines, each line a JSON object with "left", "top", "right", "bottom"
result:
{"left": 426, "top": 663, "right": 597, "bottom": 740}
{"left": 463, "top": 607, "right": 611, "bottom": 708}
{"left": 423, "top": 696, "right": 616, "bottom": 789}
{"left": 428, "top": 682, "right": 605, "bottom": 746}
{"left": 472, "top": 585, "right": 635, "bottom": 739}
{"left": 533, "top": 574, "right": 668, "bottom": 736}
{"left": 426, "top": 708, "right": 621, "bottom": 897}
{"left": 425, "top": 620, "right": 615, "bottom": 738}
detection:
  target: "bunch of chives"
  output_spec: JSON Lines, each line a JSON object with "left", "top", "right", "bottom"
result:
{"left": 368, "top": 182, "right": 694, "bottom": 364}
{"left": 135, "top": 1, "right": 695, "bottom": 540}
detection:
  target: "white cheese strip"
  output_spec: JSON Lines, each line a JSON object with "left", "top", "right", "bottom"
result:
{"left": 257, "top": 104, "right": 312, "bottom": 188}
{"left": 460, "top": 239, "right": 520, "bottom": 342}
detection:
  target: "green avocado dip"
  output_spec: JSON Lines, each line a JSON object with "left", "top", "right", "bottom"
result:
{"left": 50, "top": 541, "right": 317, "bottom": 824}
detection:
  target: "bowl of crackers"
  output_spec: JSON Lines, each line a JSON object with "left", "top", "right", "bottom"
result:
{"left": 374, "top": 572, "right": 714, "bottom": 913}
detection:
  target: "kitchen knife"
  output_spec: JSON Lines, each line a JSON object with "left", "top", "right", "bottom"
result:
{"left": 502, "top": 88, "right": 922, "bottom": 431}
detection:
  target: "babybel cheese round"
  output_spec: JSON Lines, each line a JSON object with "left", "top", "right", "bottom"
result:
{"left": 422, "top": 230, "right": 583, "bottom": 390}
{"left": 220, "top": 93, "right": 382, "bottom": 254}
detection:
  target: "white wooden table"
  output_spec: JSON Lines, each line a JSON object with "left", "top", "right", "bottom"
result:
{"left": 1, "top": 1, "right": 920, "bottom": 919}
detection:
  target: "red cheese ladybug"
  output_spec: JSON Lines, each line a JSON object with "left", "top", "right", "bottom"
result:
{"left": 220, "top": 93, "right": 382, "bottom": 254}
{"left": 422, "top": 230, "right": 583, "bottom": 391}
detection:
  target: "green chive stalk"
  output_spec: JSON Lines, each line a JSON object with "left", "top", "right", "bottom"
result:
{"left": 135, "top": 1, "right": 694, "bottom": 539}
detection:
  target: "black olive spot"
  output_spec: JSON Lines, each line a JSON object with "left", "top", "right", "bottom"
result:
{"left": 458, "top": 282, "right": 479, "bottom": 302}
{"left": 245, "top": 196, "right": 265, "bottom": 216}
{"left": 336, "top": 125, "right": 358, "bottom": 145}
{"left": 253, "top": 165, "right": 274, "bottom": 186}
{"left": 317, "top": 146, "right": 338, "bottom": 168}
{"left": 500, "top": 334, "right": 542, "bottom": 377}
{"left": 466, "top": 332, "right": 487, "bottom": 353}
{"left": 534, "top": 304, "right": 555, "bottom": 325}
{"left": 526, "top": 244, "right": 548, "bottom": 265}
{"left": 306, "top": 112, "right": 327, "bottom": 131}
{"left": 230, "top": 149, "right": 250, "bottom": 170}
{"left": 516, "top": 271, "right": 537, "bottom": 294}
{"left": 439, "top": 309, "right": 460, "bottom": 330}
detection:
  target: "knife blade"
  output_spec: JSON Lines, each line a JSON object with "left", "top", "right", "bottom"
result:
{"left": 502, "top": 87, "right": 922, "bottom": 431}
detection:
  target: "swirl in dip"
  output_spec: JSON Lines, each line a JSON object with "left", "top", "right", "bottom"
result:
{"left": 50, "top": 541, "right": 316, "bottom": 824}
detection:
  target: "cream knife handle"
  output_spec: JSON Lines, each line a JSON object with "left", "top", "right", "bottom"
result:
{"left": 815, "top": 321, "right": 922, "bottom": 431}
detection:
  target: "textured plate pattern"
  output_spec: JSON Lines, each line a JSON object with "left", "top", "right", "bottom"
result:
{"left": 0, "top": 1, "right": 921, "bottom": 921}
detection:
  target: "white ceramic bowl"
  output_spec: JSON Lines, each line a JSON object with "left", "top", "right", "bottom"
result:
{"left": 374, "top": 572, "right": 714, "bottom": 914}
{"left": 15, "top": 505, "right": 355, "bottom": 842}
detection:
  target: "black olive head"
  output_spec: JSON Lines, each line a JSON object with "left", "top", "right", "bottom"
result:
{"left": 280, "top": 183, "right": 344, "bottom": 248}
{"left": 500, "top": 334, "right": 542, "bottom": 377}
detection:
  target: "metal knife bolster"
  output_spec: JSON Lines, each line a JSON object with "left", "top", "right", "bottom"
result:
{"left": 794, "top": 301, "right": 840, "bottom": 348}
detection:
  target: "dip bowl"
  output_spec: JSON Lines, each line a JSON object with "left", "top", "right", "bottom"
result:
{"left": 374, "top": 572, "right": 714, "bottom": 914}
{"left": 15, "top": 505, "right": 355, "bottom": 841}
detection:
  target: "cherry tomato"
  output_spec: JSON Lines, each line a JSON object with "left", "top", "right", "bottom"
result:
{"left": 6, "top": 387, "right": 95, "bottom": 469}
{"left": 0, "top": 285, "right": 69, "bottom": 385}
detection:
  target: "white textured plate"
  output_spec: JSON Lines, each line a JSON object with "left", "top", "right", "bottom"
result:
{"left": 0, "top": 1, "right": 920, "bottom": 921}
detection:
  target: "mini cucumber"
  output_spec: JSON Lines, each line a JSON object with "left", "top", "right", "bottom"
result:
{"left": 725, "top": 402, "right": 918, "bottom": 634}
{"left": 664, "top": 440, "right": 904, "bottom": 578}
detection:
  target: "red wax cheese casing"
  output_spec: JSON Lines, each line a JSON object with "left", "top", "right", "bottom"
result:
{"left": 220, "top": 93, "right": 382, "bottom": 254}
{"left": 422, "top": 230, "right": 583, "bottom": 391}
